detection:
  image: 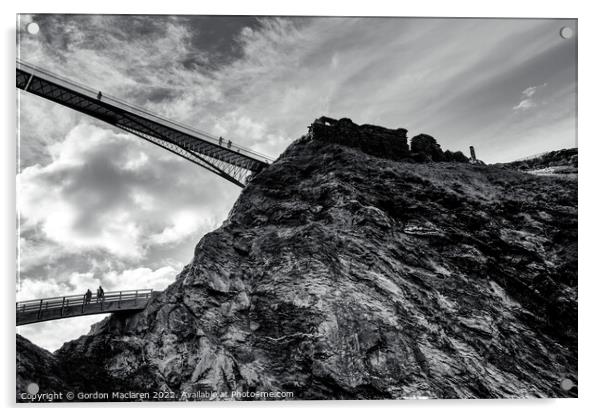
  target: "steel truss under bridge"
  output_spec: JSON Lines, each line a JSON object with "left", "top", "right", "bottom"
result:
{"left": 16, "top": 60, "right": 273, "bottom": 187}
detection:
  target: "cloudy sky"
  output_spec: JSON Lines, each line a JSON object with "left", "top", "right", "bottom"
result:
{"left": 16, "top": 15, "right": 577, "bottom": 351}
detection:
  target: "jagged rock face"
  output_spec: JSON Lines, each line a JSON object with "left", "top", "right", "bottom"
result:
{"left": 19, "top": 117, "right": 577, "bottom": 400}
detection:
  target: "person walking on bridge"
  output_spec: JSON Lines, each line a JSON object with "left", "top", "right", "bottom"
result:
{"left": 85, "top": 289, "right": 92, "bottom": 304}
{"left": 96, "top": 286, "right": 105, "bottom": 302}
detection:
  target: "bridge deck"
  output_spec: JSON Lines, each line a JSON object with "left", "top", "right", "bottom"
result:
{"left": 16, "top": 289, "right": 156, "bottom": 326}
{"left": 16, "top": 60, "right": 273, "bottom": 187}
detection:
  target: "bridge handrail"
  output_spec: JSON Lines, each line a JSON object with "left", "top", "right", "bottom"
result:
{"left": 17, "top": 289, "right": 150, "bottom": 305}
{"left": 16, "top": 289, "right": 154, "bottom": 313}
{"left": 18, "top": 293, "right": 148, "bottom": 310}
{"left": 16, "top": 59, "right": 274, "bottom": 164}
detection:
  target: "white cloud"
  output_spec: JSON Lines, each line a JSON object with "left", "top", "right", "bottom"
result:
{"left": 149, "top": 210, "right": 214, "bottom": 245}
{"left": 17, "top": 235, "right": 61, "bottom": 274}
{"left": 17, "top": 276, "right": 72, "bottom": 302}
{"left": 522, "top": 86, "right": 537, "bottom": 97}
{"left": 103, "top": 266, "right": 176, "bottom": 292}
{"left": 18, "top": 124, "right": 146, "bottom": 258}
{"left": 513, "top": 83, "right": 548, "bottom": 111}
{"left": 513, "top": 99, "right": 537, "bottom": 111}
{"left": 18, "top": 122, "right": 234, "bottom": 264}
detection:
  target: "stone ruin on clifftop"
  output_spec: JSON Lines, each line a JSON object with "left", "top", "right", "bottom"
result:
{"left": 310, "top": 116, "right": 472, "bottom": 164}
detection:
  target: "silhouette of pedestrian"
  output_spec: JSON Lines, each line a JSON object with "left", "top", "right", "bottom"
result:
{"left": 227, "top": 140, "right": 232, "bottom": 149}
{"left": 85, "top": 289, "right": 92, "bottom": 304}
{"left": 219, "top": 136, "right": 223, "bottom": 146}
{"left": 96, "top": 286, "right": 105, "bottom": 302}
{"left": 97, "top": 91, "right": 102, "bottom": 101}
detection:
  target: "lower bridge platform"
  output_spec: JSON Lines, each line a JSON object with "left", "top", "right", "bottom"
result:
{"left": 16, "top": 289, "right": 157, "bottom": 326}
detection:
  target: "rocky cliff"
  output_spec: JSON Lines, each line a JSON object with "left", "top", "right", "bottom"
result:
{"left": 17, "top": 334, "right": 71, "bottom": 397}
{"left": 497, "top": 148, "right": 578, "bottom": 178}
{"left": 17, "top": 117, "right": 577, "bottom": 400}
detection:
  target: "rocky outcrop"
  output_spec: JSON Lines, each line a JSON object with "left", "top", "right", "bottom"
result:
{"left": 311, "top": 116, "right": 410, "bottom": 161}
{"left": 501, "top": 148, "right": 578, "bottom": 170}
{"left": 16, "top": 335, "right": 72, "bottom": 399}
{"left": 17, "top": 117, "right": 577, "bottom": 400}
{"left": 310, "top": 117, "right": 469, "bottom": 164}
{"left": 410, "top": 134, "right": 444, "bottom": 161}
{"left": 498, "top": 148, "right": 578, "bottom": 178}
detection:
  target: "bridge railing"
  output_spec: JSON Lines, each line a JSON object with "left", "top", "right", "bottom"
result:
{"left": 16, "top": 289, "right": 154, "bottom": 315}
{"left": 16, "top": 59, "right": 274, "bottom": 164}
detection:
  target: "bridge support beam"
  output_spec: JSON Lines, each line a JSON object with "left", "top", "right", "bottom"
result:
{"left": 16, "top": 60, "right": 273, "bottom": 188}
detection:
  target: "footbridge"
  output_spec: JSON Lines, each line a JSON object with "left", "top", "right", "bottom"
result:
{"left": 16, "top": 289, "right": 157, "bottom": 326}
{"left": 16, "top": 60, "right": 273, "bottom": 187}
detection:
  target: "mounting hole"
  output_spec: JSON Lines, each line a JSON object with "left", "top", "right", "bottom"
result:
{"left": 560, "top": 26, "right": 573, "bottom": 39}
{"left": 26, "top": 382, "right": 40, "bottom": 395}
{"left": 26, "top": 22, "right": 40, "bottom": 35}
{"left": 560, "top": 378, "right": 574, "bottom": 391}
